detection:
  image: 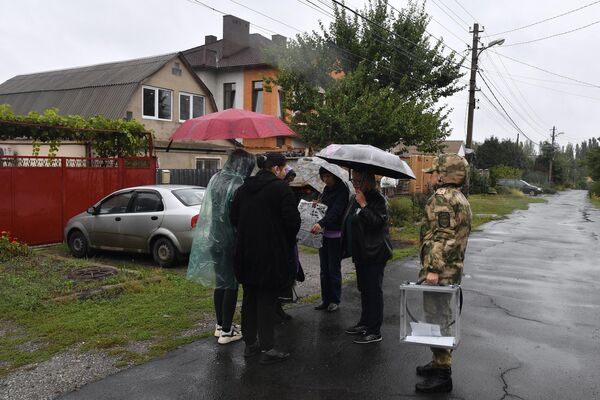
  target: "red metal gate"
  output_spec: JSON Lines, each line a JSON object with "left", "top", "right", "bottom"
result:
{"left": 0, "top": 156, "right": 157, "bottom": 245}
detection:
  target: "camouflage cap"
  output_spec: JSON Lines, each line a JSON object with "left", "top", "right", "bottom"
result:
{"left": 423, "top": 154, "right": 469, "bottom": 185}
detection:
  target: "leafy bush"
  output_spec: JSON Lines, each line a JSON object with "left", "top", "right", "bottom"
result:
{"left": 388, "top": 197, "right": 413, "bottom": 226}
{"left": 470, "top": 168, "right": 491, "bottom": 194}
{"left": 490, "top": 165, "right": 522, "bottom": 186}
{"left": 0, "top": 231, "right": 30, "bottom": 262}
{"left": 589, "top": 181, "right": 600, "bottom": 198}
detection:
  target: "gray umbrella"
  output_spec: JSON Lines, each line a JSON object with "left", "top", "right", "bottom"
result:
{"left": 295, "top": 157, "right": 354, "bottom": 194}
{"left": 315, "top": 144, "right": 416, "bottom": 180}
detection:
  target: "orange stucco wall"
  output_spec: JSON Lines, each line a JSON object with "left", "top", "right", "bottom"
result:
{"left": 242, "top": 67, "right": 294, "bottom": 150}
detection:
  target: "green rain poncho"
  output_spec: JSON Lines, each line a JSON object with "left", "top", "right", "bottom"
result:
{"left": 187, "top": 151, "right": 256, "bottom": 288}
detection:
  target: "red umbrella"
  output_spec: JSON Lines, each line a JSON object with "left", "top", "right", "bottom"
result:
{"left": 169, "top": 108, "right": 296, "bottom": 141}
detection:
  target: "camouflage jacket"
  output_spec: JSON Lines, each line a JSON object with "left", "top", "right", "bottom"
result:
{"left": 419, "top": 186, "right": 472, "bottom": 284}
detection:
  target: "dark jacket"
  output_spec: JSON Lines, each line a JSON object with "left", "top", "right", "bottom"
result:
{"left": 342, "top": 189, "right": 393, "bottom": 266}
{"left": 230, "top": 170, "right": 301, "bottom": 290}
{"left": 318, "top": 181, "right": 350, "bottom": 231}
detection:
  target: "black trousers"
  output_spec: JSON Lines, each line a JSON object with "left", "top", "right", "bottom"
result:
{"left": 355, "top": 263, "right": 385, "bottom": 335}
{"left": 214, "top": 288, "right": 238, "bottom": 332}
{"left": 241, "top": 284, "right": 279, "bottom": 351}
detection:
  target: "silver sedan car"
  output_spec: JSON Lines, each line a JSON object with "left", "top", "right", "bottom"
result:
{"left": 64, "top": 185, "right": 205, "bottom": 267}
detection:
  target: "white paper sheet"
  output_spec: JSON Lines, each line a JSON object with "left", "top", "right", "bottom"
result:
{"left": 410, "top": 322, "right": 442, "bottom": 337}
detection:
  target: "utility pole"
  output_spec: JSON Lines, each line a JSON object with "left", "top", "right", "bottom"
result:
{"left": 549, "top": 126, "right": 564, "bottom": 183}
{"left": 465, "top": 23, "right": 481, "bottom": 150}
{"left": 465, "top": 26, "right": 505, "bottom": 149}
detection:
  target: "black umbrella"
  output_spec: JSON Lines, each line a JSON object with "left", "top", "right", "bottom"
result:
{"left": 315, "top": 144, "right": 416, "bottom": 180}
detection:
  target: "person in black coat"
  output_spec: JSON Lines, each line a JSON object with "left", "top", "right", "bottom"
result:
{"left": 230, "top": 153, "right": 301, "bottom": 365}
{"left": 342, "top": 169, "right": 393, "bottom": 344}
{"left": 311, "top": 167, "right": 350, "bottom": 312}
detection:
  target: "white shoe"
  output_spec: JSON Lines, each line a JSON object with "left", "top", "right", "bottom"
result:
{"left": 214, "top": 324, "right": 222, "bottom": 338}
{"left": 218, "top": 328, "right": 243, "bottom": 345}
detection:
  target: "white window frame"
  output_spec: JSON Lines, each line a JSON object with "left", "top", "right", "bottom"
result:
{"left": 142, "top": 86, "right": 173, "bottom": 121}
{"left": 195, "top": 157, "right": 221, "bottom": 170}
{"left": 179, "top": 92, "right": 206, "bottom": 122}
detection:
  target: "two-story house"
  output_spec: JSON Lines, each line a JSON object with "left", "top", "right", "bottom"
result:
{"left": 0, "top": 53, "right": 237, "bottom": 169}
{"left": 182, "top": 14, "right": 306, "bottom": 155}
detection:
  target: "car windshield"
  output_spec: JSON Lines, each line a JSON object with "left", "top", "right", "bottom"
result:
{"left": 172, "top": 188, "right": 205, "bottom": 206}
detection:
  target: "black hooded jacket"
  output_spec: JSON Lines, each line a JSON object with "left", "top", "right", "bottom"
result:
{"left": 318, "top": 181, "right": 350, "bottom": 231}
{"left": 230, "top": 170, "right": 301, "bottom": 289}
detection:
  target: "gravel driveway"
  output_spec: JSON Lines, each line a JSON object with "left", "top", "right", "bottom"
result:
{"left": 0, "top": 249, "right": 356, "bottom": 400}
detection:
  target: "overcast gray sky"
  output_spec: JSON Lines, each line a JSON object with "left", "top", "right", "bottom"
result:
{"left": 2, "top": 0, "right": 599, "bottom": 149}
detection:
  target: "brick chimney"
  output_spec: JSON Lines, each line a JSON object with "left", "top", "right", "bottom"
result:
{"left": 205, "top": 35, "right": 217, "bottom": 44}
{"left": 271, "top": 34, "right": 287, "bottom": 46}
{"left": 222, "top": 15, "right": 249, "bottom": 58}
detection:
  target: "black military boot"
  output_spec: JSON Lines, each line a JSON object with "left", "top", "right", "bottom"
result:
{"left": 415, "top": 368, "right": 452, "bottom": 393}
{"left": 416, "top": 362, "right": 452, "bottom": 377}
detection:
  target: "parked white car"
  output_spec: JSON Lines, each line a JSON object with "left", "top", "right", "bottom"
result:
{"left": 64, "top": 185, "right": 205, "bottom": 267}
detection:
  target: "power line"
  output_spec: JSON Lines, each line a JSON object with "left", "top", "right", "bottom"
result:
{"left": 477, "top": 71, "right": 535, "bottom": 143}
{"left": 479, "top": 52, "right": 549, "bottom": 133}
{"left": 183, "top": 0, "right": 277, "bottom": 35}
{"left": 502, "top": 19, "right": 600, "bottom": 47}
{"left": 428, "top": 0, "right": 469, "bottom": 32}
{"left": 453, "top": 0, "right": 477, "bottom": 22}
{"left": 490, "top": 50, "right": 600, "bottom": 89}
{"left": 488, "top": 0, "right": 600, "bottom": 36}
{"left": 478, "top": 69, "right": 547, "bottom": 138}
{"left": 435, "top": 0, "right": 470, "bottom": 25}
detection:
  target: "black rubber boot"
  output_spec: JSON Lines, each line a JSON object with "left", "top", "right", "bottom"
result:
{"left": 415, "top": 368, "right": 453, "bottom": 393}
{"left": 416, "top": 362, "right": 451, "bottom": 377}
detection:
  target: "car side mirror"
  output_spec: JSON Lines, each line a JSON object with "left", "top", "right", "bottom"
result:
{"left": 87, "top": 207, "right": 97, "bottom": 215}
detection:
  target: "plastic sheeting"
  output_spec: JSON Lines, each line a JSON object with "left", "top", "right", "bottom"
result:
{"left": 187, "top": 153, "right": 255, "bottom": 289}
{"left": 297, "top": 199, "right": 328, "bottom": 249}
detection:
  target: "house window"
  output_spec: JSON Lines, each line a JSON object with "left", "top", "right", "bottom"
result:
{"left": 196, "top": 158, "right": 221, "bottom": 170}
{"left": 143, "top": 86, "right": 172, "bottom": 120}
{"left": 179, "top": 93, "right": 205, "bottom": 121}
{"left": 276, "top": 137, "right": 285, "bottom": 148}
{"left": 223, "top": 83, "right": 236, "bottom": 109}
{"left": 252, "top": 81, "right": 263, "bottom": 113}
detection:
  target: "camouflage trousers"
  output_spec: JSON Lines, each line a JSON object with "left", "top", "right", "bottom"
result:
{"left": 423, "top": 291, "right": 453, "bottom": 369}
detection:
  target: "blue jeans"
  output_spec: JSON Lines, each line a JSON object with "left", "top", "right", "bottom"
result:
{"left": 319, "top": 237, "right": 342, "bottom": 305}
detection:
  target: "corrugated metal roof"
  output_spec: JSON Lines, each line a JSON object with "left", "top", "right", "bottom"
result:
{"left": 0, "top": 53, "right": 177, "bottom": 94}
{"left": 0, "top": 53, "right": 179, "bottom": 119}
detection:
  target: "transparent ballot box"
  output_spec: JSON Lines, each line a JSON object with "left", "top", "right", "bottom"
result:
{"left": 399, "top": 283, "right": 461, "bottom": 349}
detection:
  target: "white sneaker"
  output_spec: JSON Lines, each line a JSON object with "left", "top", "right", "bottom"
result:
{"left": 218, "top": 328, "right": 243, "bottom": 345}
{"left": 214, "top": 324, "right": 222, "bottom": 338}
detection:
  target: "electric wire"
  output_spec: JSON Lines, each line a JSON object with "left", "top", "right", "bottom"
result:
{"left": 453, "top": 0, "right": 477, "bottom": 22}
{"left": 477, "top": 71, "right": 535, "bottom": 143}
{"left": 488, "top": 0, "right": 600, "bottom": 36}
{"left": 479, "top": 93, "right": 538, "bottom": 147}
{"left": 478, "top": 69, "right": 547, "bottom": 138}
{"left": 428, "top": 0, "right": 469, "bottom": 32}
{"left": 183, "top": 0, "right": 277, "bottom": 35}
{"left": 502, "top": 19, "right": 600, "bottom": 47}
{"left": 483, "top": 50, "right": 550, "bottom": 129}
{"left": 489, "top": 50, "right": 600, "bottom": 89}
{"left": 478, "top": 52, "right": 549, "bottom": 134}
{"left": 435, "top": 0, "right": 470, "bottom": 26}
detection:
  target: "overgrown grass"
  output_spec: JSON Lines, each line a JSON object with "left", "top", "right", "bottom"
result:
{"left": 469, "top": 190, "right": 545, "bottom": 228}
{"left": 0, "top": 252, "right": 213, "bottom": 377}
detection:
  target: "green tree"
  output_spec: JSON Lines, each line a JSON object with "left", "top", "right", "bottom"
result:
{"left": 587, "top": 147, "right": 600, "bottom": 180}
{"left": 475, "top": 136, "right": 528, "bottom": 170}
{"left": 270, "top": 0, "right": 464, "bottom": 150}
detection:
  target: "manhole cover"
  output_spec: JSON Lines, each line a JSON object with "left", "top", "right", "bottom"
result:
{"left": 67, "top": 266, "right": 119, "bottom": 281}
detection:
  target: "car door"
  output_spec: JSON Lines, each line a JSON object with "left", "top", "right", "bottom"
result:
{"left": 118, "top": 190, "right": 165, "bottom": 252}
{"left": 89, "top": 191, "right": 135, "bottom": 249}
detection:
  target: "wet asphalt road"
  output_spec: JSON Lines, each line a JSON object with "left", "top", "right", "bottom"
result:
{"left": 60, "top": 190, "right": 600, "bottom": 400}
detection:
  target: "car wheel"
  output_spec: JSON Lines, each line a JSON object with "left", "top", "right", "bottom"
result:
{"left": 68, "top": 230, "right": 90, "bottom": 258}
{"left": 152, "top": 237, "right": 179, "bottom": 267}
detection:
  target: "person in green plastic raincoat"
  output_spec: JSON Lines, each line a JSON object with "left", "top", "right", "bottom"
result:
{"left": 187, "top": 149, "right": 256, "bottom": 345}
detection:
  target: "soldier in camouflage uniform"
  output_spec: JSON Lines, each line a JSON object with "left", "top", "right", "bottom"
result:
{"left": 415, "top": 153, "right": 472, "bottom": 394}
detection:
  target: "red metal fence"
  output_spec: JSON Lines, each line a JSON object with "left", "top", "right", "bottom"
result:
{"left": 0, "top": 156, "right": 157, "bottom": 245}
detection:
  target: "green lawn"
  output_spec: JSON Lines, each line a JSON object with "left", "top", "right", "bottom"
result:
{"left": 0, "top": 252, "right": 214, "bottom": 377}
